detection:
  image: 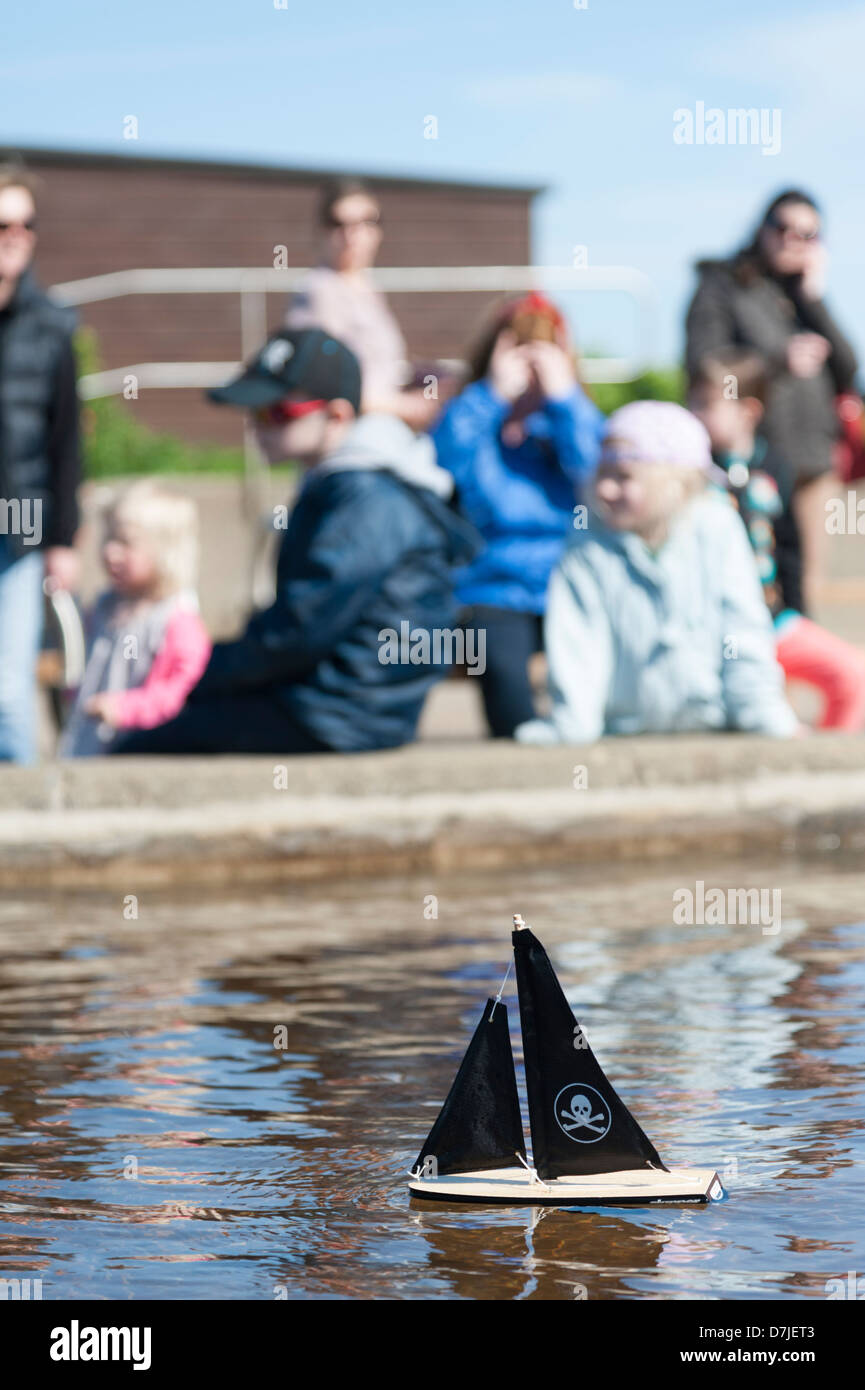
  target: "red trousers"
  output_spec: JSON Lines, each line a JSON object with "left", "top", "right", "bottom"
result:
{"left": 775, "top": 615, "right": 865, "bottom": 731}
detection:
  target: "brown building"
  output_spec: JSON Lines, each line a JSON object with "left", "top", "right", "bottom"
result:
{"left": 13, "top": 147, "right": 541, "bottom": 446}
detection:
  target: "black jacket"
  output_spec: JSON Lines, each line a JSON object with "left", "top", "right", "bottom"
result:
{"left": 195, "top": 415, "right": 482, "bottom": 752}
{"left": 0, "top": 268, "right": 80, "bottom": 551}
{"left": 686, "top": 261, "right": 858, "bottom": 484}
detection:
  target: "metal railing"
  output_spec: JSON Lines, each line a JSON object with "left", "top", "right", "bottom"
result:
{"left": 50, "top": 262, "right": 658, "bottom": 609}
{"left": 50, "top": 264, "right": 658, "bottom": 398}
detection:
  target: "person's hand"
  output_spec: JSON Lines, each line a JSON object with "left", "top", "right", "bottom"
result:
{"left": 43, "top": 546, "right": 80, "bottom": 593}
{"left": 488, "top": 331, "right": 532, "bottom": 402}
{"left": 84, "top": 692, "right": 121, "bottom": 728}
{"left": 524, "top": 340, "right": 576, "bottom": 401}
{"left": 798, "top": 240, "right": 828, "bottom": 301}
{"left": 786, "top": 333, "right": 831, "bottom": 379}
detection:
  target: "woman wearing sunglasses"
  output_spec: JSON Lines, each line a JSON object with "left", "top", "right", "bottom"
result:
{"left": 686, "top": 189, "right": 858, "bottom": 609}
{"left": 285, "top": 178, "right": 437, "bottom": 430}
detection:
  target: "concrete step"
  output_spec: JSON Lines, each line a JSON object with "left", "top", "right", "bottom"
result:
{"left": 3, "top": 733, "right": 865, "bottom": 889}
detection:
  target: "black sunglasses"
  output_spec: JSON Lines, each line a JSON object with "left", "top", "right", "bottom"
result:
{"left": 324, "top": 213, "right": 380, "bottom": 230}
{"left": 765, "top": 212, "right": 819, "bottom": 241}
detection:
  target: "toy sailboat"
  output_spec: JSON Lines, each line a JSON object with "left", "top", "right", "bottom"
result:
{"left": 408, "top": 916, "right": 724, "bottom": 1206}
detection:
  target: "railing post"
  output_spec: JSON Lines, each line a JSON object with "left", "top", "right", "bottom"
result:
{"left": 239, "top": 279, "right": 268, "bottom": 360}
{"left": 239, "top": 279, "right": 273, "bottom": 608}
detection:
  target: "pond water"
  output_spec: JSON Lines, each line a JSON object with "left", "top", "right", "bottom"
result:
{"left": 0, "top": 856, "right": 863, "bottom": 1301}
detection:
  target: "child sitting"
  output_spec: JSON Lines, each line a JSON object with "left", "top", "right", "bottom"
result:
{"left": 689, "top": 350, "right": 865, "bottom": 730}
{"left": 517, "top": 400, "right": 798, "bottom": 744}
{"left": 60, "top": 480, "right": 211, "bottom": 757}
{"left": 432, "top": 292, "right": 605, "bottom": 737}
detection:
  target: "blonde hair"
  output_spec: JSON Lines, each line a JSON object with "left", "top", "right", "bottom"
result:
{"left": 646, "top": 464, "right": 707, "bottom": 506}
{"left": 105, "top": 480, "right": 199, "bottom": 598}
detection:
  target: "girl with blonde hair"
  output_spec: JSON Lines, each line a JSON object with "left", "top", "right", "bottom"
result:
{"left": 60, "top": 480, "right": 211, "bottom": 757}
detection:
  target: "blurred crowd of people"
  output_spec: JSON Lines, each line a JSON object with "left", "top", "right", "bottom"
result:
{"left": 0, "top": 164, "right": 863, "bottom": 763}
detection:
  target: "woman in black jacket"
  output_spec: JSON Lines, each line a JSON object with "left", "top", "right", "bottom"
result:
{"left": 685, "top": 190, "right": 858, "bottom": 609}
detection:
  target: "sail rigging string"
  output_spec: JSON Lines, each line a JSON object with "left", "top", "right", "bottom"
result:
{"left": 514, "top": 1150, "right": 551, "bottom": 1191}
{"left": 488, "top": 961, "right": 513, "bottom": 1021}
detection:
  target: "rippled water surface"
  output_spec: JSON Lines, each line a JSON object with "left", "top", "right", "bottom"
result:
{"left": 0, "top": 857, "right": 863, "bottom": 1300}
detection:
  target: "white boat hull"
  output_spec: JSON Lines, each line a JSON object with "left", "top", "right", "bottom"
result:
{"left": 409, "top": 1164, "right": 724, "bottom": 1206}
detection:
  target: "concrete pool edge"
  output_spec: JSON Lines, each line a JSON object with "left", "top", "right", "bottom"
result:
{"left": 2, "top": 734, "right": 865, "bottom": 888}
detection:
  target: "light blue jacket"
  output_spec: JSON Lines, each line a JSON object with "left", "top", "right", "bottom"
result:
{"left": 517, "top": 489, "right": 798, "bottom": 744}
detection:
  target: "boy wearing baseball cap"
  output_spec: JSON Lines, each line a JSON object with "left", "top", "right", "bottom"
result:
{"left": 117, "top": 329, "right": 479, "bottom": 754}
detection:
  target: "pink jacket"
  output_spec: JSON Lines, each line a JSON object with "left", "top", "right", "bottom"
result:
{"left": 111, "top": 607, "right": 211, "bottom": 728}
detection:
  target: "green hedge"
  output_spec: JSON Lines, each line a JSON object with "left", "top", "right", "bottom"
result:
{"left": 76, "top": 329, "right": 246, "bottom": 479}
{"left": 587, "top": 366, "right": 686, "bottom": 415}
{"left": 76, "top": 328, "right": 685, "bottom": 479}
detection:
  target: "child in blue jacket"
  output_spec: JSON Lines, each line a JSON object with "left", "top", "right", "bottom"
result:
{"left": 432, "top": 293, "right": 605, "bottom": 736}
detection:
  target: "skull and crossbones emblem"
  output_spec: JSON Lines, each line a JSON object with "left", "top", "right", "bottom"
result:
{"left": 554, "top": 1084, "right": 611, "bottom": 1143}
{"left": 561, "top": 1093, "right": 606, "bottom": 1134}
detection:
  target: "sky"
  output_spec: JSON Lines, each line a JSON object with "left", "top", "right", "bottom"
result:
{"left": 3, "top": 0, "right": 864, "bottom": 370}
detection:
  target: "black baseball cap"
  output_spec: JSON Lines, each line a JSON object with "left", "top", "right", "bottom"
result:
{"left": 207, "top": 328, "right": 362, "bottom": 412}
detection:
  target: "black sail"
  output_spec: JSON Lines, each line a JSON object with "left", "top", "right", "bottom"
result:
{"left": 412, "top": 999, "right": 526, "bottom": 1177}
{"left": 513, "top": 928, "right": 666, "bottom": 1179}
